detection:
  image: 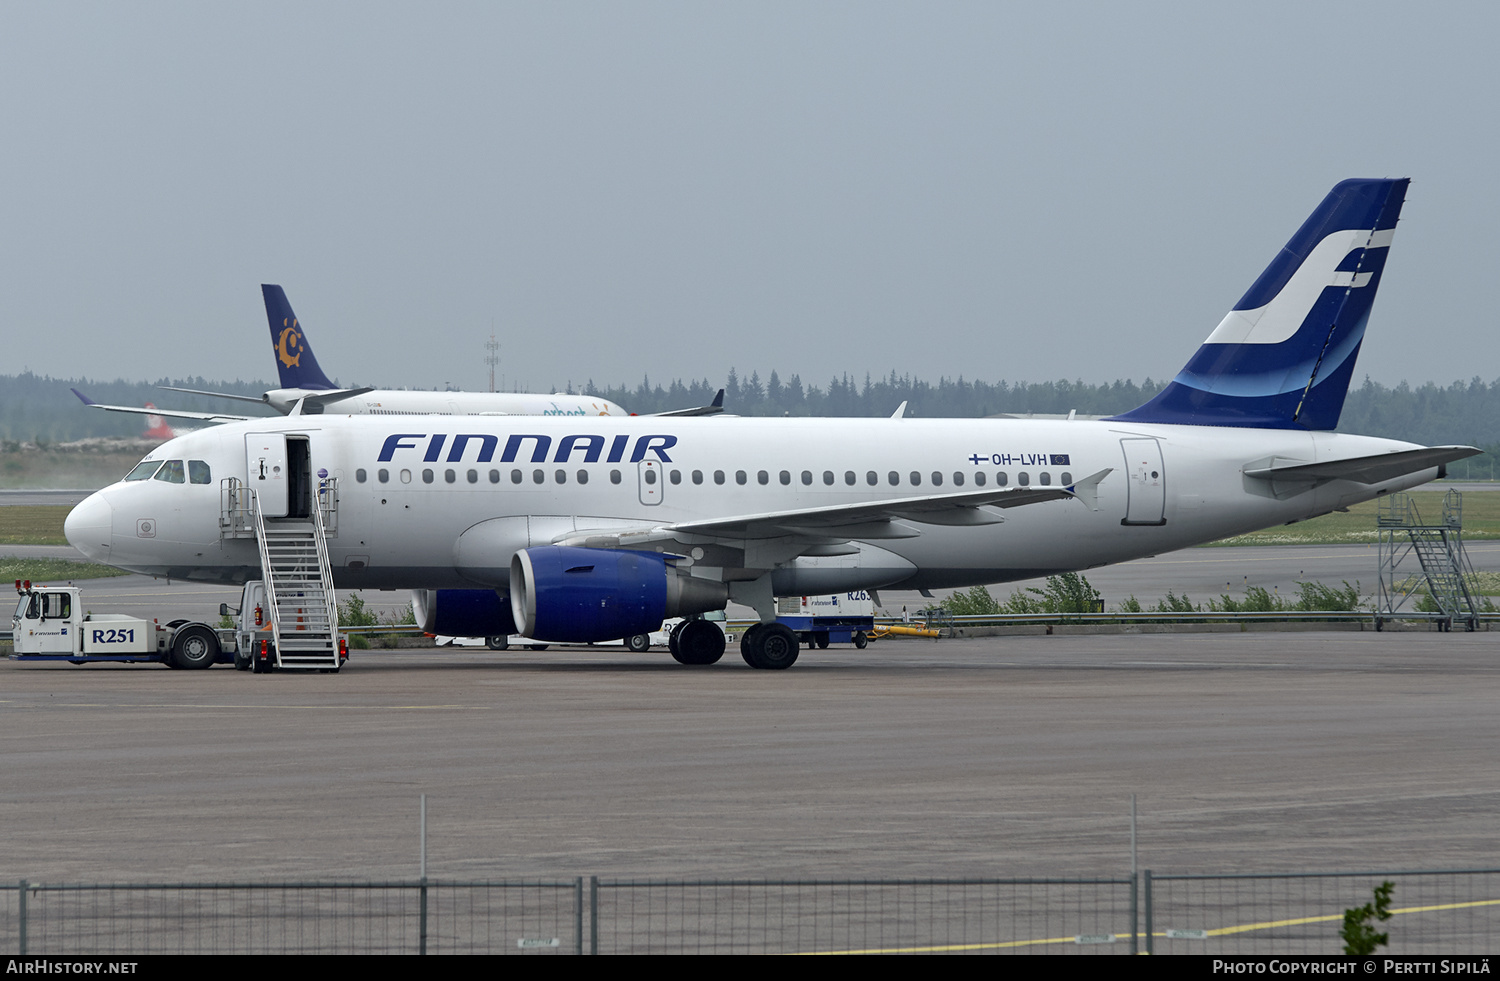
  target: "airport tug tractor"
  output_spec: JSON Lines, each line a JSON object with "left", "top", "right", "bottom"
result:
{"left": 9, "top": 580, "right": 347, "bottom": 672}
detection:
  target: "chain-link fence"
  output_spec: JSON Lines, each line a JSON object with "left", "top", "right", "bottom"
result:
{"left": 4, "top": 868, "right": 1498, "bottom": 954}
{"left": 4, "top": 879, "right": 583, "bottom": 955}
{"left": 589, "top": 876, "right": 1138, "bottom": 954}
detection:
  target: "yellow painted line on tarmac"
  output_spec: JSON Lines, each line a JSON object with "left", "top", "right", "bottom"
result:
{"left": 1388, "top": 898, "right": 1500, "bottom": 915}
{"left": 1198, "top": 911, "right": 1341, "bottom": 936}
{"left": 804, "top": 934, "right": 1082, "bottom": 955}
{"left": 800, "top": 897, "right": 1500, "bottom": 955}
{"left": 1188, "top": 897, "right": 1500, "bottom": 938}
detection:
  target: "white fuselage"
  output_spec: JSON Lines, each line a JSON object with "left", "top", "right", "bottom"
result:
{"left": 262, "top": 388, "right": 626, "bottom": 417}
{"left": 65, "top": 414, "right": 1434, "bottom": 593}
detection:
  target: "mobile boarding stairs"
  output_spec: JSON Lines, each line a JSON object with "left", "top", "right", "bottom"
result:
{"left": 220, "top": 477, "right": 342, "bottom": 670}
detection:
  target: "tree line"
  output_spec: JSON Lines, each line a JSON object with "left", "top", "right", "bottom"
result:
{"left": 5, "top": 369, "right": 1500, "bottom": 478}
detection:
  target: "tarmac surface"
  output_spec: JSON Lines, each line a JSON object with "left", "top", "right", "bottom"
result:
{"left": 3, "top": 631, "right": 1498, "bottom": 884}
{"left": 12, "top": 539, "right": 1500, "bottom": 627}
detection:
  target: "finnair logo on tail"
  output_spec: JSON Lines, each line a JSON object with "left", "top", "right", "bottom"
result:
{"left": 1205, "top": 227, "right": 1393, "bottom": 347}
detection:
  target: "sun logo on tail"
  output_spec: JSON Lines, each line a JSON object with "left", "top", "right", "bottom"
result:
{"left": 277, "top": 320, "right": 304, "bottom": 369}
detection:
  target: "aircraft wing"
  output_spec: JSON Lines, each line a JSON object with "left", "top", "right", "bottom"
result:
{"left": 1243, "top": 446, "right": 1480, "bottom": 485}
{"left": 72, "top": 389, "right": 254, "bottom": 423}
{"left": 558, "top": 470, "right": 1112, "bottom": 556}
{"left": 652, "top": 389, "right": 725, "bottom": 418}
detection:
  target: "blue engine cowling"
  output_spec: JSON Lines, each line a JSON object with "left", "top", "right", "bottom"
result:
{"left": 410, "top": 588, "right": 516, "bottom": 637}
{"left": 511, "top": 546, "right": 727, "bottom": 643}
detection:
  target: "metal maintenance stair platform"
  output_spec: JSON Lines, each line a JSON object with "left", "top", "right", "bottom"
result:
{"left": 1376, "top": 489, "right": 1479, "bottom": 631}
{"left": 250, "top": 492, "right": 342, "bottom": 669}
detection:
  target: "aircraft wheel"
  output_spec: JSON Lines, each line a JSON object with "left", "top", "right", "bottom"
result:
{"left": 668, "top": 620, "right": 688, "bottom": 659}
{"left": 815, "top": 632, "right": 830, "bottom": 649}
{"left": 739, "top": 623, "right": 765, "bottom": 667}
{"left": 672, "top": 619, "right": 725, "bottom": 665}
{"left": 625, "top": 633, "right": 652, "bottom": 653}
{"left": 742, "top": 623, "right": 799, "bottom": 670}
{"left": 486, "top": 635, "right": 510, "bottom": 651}
{"left": 528, "top": 644, "right": 549, "bottom": 651}
{"left": 853, "top": 631, "right": 868, "bottom": 649}
{"left": 170, "top": 626, "right": 219, "bottom": 670}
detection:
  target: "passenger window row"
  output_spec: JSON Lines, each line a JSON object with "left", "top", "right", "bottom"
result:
{"left": 353, "top": 467, "right": 1072, "bottom": 488}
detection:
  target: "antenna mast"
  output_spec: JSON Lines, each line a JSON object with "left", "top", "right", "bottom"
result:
{"left": 484, "top": 333, "right": 500, "bottom": 393}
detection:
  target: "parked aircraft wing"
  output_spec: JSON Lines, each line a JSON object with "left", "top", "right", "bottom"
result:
{"left": 72, "top": 389, "right": 254, "bottom": 423}
{"left": 1243, "top": 446, "right": 1479, "bottom": 486}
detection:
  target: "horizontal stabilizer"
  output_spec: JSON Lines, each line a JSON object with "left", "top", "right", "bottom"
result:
{"left": 159, "top": 385, "right": 270, "bottom": 406}
{"left": 295, "top": 387, "right": 376, "bottom": 410}
{"left": 1243, "top": 446, "right": 1480, "bottom": 485}
{"left": 654, "top": 389, "right": 726, "bottom": 418}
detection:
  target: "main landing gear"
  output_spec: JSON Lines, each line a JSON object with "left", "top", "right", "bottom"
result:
{"left": 669, "top": 619, "right": 726, "bottom": 665}
{"left": 739, "top": 622, "right": 799, "bottom": 670}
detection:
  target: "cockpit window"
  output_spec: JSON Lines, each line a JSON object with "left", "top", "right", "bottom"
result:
{"left": 124, "top": 460, "right": 163, "bottom": 481}
{"left": 189, "top": 460, "right": 212, "bottom": 484}
{"left": 153, "top": 460, "right": 186, "bottom": 484}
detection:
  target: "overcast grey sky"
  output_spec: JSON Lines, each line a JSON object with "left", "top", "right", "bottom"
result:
{"left": 2, "top": 2, "right": 1496, "bottom": 396}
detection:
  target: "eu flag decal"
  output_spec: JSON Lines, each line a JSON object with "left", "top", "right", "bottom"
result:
{"left": 1050, "top": 454, "right": 1071, "bottom": 465}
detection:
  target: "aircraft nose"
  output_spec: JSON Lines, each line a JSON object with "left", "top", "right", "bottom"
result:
{"left": 64, "top": 493, "right": 114, "bottom": 563}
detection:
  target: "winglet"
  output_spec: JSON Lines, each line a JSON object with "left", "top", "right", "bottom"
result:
{"left": 891, "top": 401, "right": 908, "bottom": 419}
{"left": 261, "top": 284, "right": 337, "bottom": 391}
{"left": 1066, "top": 468, "right": 1113, "bottom": 511}
{"left": 71, "top": 388, "right": 97, "bottom": 407}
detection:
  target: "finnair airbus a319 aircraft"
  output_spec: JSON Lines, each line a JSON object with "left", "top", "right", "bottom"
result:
{"left": 65, "top": 179, "right": 1476, "bottom": 669}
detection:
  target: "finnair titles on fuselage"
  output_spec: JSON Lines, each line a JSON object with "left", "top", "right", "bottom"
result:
{"left": 65, "top": 179, "right": 1478, "bottom": 669}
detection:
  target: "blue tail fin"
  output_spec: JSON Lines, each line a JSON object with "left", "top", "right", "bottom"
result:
{"left": 1109, "top": 178, "right": 1409, "bottom": 430}
{"left": 262, "top": 284, "right": 337, "bottom": 390}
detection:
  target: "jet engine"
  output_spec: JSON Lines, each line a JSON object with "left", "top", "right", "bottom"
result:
{"left": 510, "top": 546, "right": 727, "bottom": 643}
{"left": 410, "top": 588, "right": 516, "bottom": 638}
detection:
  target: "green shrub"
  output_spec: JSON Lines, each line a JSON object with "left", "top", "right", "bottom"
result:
{"left": 337, "top": 593, "right": 379, "bottom": 628}
{"left": 1341, "top": 881, "right": 1394, "bottom": 955}
{"left": 1293, "top": 580, "right": 1362, "bottom": 612}
{"left": 1207, "top": 585, "right": 1286, "bottom": 613}
{"left": 1152, "top": 591, "right": 1199, "bottom": 614}
{"left": 942, "top": 585, "right": 1004, "bottom": 616}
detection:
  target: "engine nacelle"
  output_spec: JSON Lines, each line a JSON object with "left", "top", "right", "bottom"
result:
{"left": 410, "top": 588, "right": 516, "bottom": 638}
{"left": 510, "top": 546, "right": 727, "bottom": 643}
